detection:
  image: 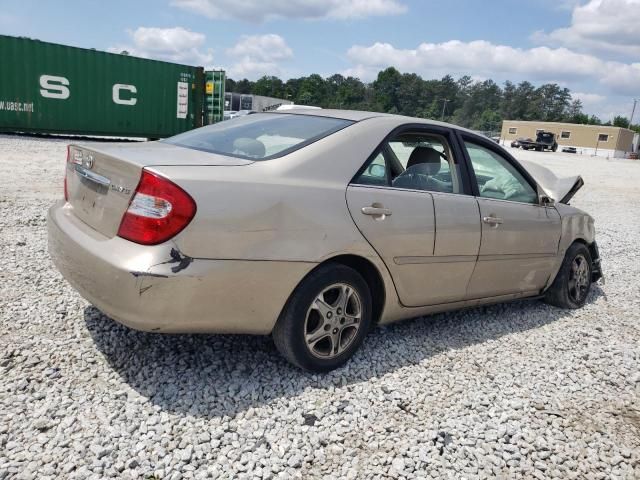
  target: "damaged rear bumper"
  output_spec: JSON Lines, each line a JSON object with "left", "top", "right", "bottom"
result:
{"left": 47, "top": 200, "right": 314, "bottom": 334}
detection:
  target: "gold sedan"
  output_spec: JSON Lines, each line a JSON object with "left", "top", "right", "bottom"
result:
{"left": 48, "top": 110, "right": 602, "bottom": 371}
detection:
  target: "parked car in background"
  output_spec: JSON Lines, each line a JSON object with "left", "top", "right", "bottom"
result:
{"left": 48, "top": 110, "right": 602, "bottom": 372}
{"left": 511, "top": 137, "right": 530, "bottom": 148}
{"left": 562, "top": 147, "right": 578, "bottom": 154}
{"left": 276, "top": 104, "right": 322, "bottom": 111}
{"left": 223, "top": 110, "right": 257, "bottom": 121}
{"left": 223, "top": 110, "right": 238, "bottom": 121}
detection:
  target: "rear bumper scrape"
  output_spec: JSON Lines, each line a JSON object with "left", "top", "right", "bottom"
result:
{"left": 47, "top": 200, "right": 315, "bottom": 334}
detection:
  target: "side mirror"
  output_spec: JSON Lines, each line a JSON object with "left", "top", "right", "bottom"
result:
{"left": 367, "top": 164, "right": 386, "bottom": 178}
{"left": 539, "top": 195, "right": 555, "bottom": 207}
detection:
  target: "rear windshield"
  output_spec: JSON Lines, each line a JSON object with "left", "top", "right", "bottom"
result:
{"left": 163, "top": 113, "right": 354, "bottom": 160}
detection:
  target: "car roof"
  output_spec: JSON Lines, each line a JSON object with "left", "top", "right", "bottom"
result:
{"left": 269, "top": 108, "right": 481, "bottom": 136}
{"left": 271, "top": 108, "right": 388, "bottom": 122}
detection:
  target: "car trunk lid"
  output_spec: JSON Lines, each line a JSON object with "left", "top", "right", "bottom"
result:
{"left": 65, "top": 141, "right": 252, "bottom": 238}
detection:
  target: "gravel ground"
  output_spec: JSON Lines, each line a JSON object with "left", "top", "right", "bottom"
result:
{"left": 0, "top": 134, "right": 638, "bottom": 479}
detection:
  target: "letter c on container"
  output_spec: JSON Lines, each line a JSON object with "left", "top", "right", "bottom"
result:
{"left": 113, "top": 84, "right": 137, "bottom": 106}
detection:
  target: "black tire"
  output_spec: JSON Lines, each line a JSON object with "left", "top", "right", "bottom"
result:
{"left": 545, "top": 242, "right": 593, "bottom": 309}
{"left": 273, "top": 263, "right": 372, "bottom": 372}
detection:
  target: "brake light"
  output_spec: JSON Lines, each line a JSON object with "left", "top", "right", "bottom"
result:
{"left": 117, "top": 170, "right": 196, "bottom": 245}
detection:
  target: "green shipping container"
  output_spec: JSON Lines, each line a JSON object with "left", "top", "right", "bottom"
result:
{"left": 204, "top": 70, "right": 226, "bottom": 125}
{"left": 0, "top": 35, "right": 204, "bottom": 138}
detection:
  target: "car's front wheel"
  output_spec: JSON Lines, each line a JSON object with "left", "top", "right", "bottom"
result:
{"left": 545, "top": 242, "right": 593, "bottom": 309}
{"left": 273, "top": 263, "right": 372, "bottom": 372}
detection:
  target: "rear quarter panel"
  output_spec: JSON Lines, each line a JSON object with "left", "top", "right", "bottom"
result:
{"left": 151, "top": 117, "right": 408, "bottom": 325}
{"left": 152, "top": 117, "right": 400, "bottom": 263}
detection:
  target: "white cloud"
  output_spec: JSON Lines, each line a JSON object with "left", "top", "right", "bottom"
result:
{"left": 532, "top": 0, "right": 640, "bottom": 58}
{"left": 344, "top": 40, "right": 640, "bottom": 96}
{"left": 108, "top": 27, "right": 213, "bottom": 65}
{"left": 225, "top": 34, "right": 293, "bottom": 79}
{"left": 172, "top": 0, "right": 406, "bottom": 22}
{"left": 572, "top": 91, "right": 607, "bottom": 105}
{"left": 599, "top": 63, "right": 640, "bottom": 96}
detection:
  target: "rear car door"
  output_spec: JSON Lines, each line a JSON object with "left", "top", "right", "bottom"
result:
{"left": 346, "top": 126, "right": 480, "bottom": 307}
{"left": 461, "top": 137, "right": 561, "bottom": 298}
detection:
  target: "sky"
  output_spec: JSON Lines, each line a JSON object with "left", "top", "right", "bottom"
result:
{"left": 1, "top": 0, "right": 639, "bottom": 121}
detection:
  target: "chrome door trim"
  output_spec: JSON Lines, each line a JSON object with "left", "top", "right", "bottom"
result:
{"left": 477, "top": 253, "right": 557, "bottom": 262}
{"left": 394, "top": 255, "right": 476, "bottom": 265}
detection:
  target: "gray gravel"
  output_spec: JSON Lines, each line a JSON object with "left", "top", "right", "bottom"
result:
{"left": 1, "top": 134, "right": 639, "bottom": 479}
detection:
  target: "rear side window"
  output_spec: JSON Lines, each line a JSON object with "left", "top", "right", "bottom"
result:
{"left": 163, "top": 113, "right": 353, "bottom": 160}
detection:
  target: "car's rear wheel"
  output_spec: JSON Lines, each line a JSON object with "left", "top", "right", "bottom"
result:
{"left": 273, "top": 263, "right": 372, "bottom": 372}
{"left": 545, "top": 242, "right": 593, "bottom": 309}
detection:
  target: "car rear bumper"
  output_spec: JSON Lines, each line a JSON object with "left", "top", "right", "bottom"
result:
{"left": 47, "top": 200, "right": 314, "bottom": 334}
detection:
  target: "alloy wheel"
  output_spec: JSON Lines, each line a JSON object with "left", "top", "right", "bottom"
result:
{"left": 304, "top": 283, "right": 362, "bottom": 359}
{"left": 568, "top": 254, "right": 589, "bottom": 303}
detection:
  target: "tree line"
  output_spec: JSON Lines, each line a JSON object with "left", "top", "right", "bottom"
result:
{"left": 226, "top": 67, "right": 639, "bottom": 133}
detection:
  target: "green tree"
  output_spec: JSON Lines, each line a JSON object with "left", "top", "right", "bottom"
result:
{"left": 224, "top": 69, "right": 607, "bottom": 130}
{"left": 613, "top": 115, "right": 630, "bottom": 128}
{"left": 233, "top": 79, "right": 254, "bottom": 94}
{"left": 564, "top": 99, "right": 585, "bottom": 123}
{"left": 336, "top": 76, "right": 367, "bottom": 108}
{"left": 297, "top": 74, "right": 327, "bottom": 106}
{"left": 372, "top": 67, "right": 403, "bottom": 112}
{"left": 253, "top": 76, "right": 285, "bottom": 98}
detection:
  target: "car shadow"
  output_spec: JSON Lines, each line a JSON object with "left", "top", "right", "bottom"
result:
{"left": 85, "top": 284, "right": 606, "bottom": 419}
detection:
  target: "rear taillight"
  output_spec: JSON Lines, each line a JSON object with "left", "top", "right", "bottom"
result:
{"left": 64, "top": 145, "right": 70, "bottom": 201}
{"left": 117, "top": 170, "right": 196, "bottom": 245}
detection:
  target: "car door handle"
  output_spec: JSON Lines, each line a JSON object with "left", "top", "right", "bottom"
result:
{"left": 362, "top": 206, "right": 392, "bottom": 217}
{"left": 483, "top": 215, "right": 503, "bottom": 225}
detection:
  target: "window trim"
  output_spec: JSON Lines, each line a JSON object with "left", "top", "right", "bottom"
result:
{"left": 456, "top": 131, "right": 541, "bottom": 204}
{"left": 508, "top": 127, "right": 518, "bottom": 135}
{"left": 560, "top": 131, "right": 571, "bottom": 139}
{"left": 350, "top": 123, "right": 475, "bottom": 196}
{"left": 597, "top": 133, "right": 609, "bottom": 142}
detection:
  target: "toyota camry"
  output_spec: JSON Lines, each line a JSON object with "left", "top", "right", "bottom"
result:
{"left": 48, "top": 110, "right": 602, "bottom": 372}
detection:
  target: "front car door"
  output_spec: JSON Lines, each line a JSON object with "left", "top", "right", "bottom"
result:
{"left": 346, "top": 126, "right": 481, "bottom": 307}
{"left": 461, "top": 136, "right": 562, "bottom": 298}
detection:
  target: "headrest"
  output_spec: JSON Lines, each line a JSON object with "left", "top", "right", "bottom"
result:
{"left": 406, "top": 146, "right": 442, "bottom": 175}
{"left": 233, "top": 137, "right": 266, "bottom": 158}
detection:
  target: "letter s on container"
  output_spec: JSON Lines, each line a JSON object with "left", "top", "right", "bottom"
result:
{"left": 39, "top": 75, "right": 70, "bottom": 99}
{"left": 112, "top": 84, "right": 137, "bottom": 106}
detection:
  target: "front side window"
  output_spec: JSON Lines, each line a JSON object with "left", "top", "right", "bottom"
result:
{"left": 163, "top": 113, "right": 353, "bottom": 160}
{"left": 465, "top": 141, "right": 538, "bottom": 204}
{"left": 353, "top": 131, "right": 462, "bottom": 194}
